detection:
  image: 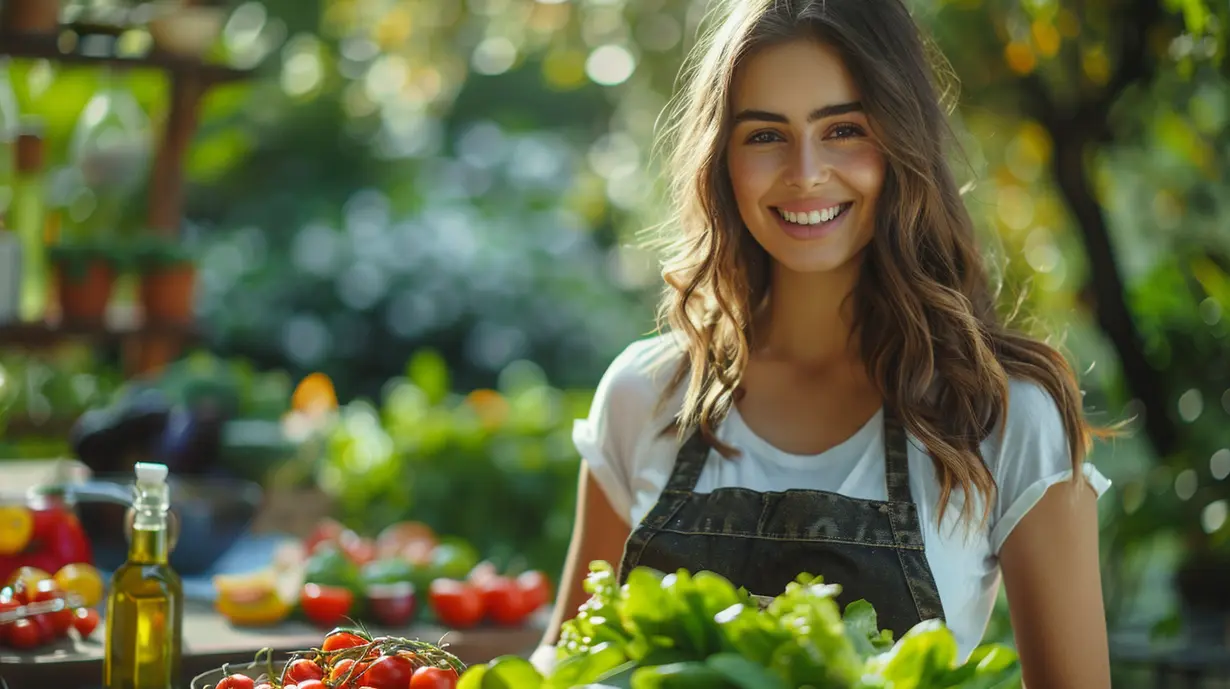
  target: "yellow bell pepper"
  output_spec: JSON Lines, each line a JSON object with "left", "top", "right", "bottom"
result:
{"left": 213, "top": 569, "right": 297, "bottom": 627}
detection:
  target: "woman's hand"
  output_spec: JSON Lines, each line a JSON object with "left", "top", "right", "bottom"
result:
{"left": 999, "top": 474, "right": 1111, "bottom": 689}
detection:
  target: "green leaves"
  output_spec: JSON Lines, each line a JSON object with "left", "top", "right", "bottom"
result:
{"left": 464, "top": 562, "right": 1023, "bottom": 688}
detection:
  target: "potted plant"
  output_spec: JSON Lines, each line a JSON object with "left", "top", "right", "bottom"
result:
{"left": 134, "top": 236, "right": 197, "bottom": 325}
{"left": 49, "top": 239, "right": 117, "bottom": 325}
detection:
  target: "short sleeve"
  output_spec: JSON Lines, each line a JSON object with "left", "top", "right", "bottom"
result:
{"left": 986, "top": 379, "right": 1112, "bottom": 554}
{"left": 572, "top": 336, "right": 680, "bottom": 525}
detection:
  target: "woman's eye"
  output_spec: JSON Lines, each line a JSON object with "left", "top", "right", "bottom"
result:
{"left": 746, "top": 130, "right": 783, "bottom": 144}
{"left": 828, "top": 123, "right": 866, "bottom": 139}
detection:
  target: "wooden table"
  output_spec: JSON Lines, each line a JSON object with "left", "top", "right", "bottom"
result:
{"left": 0, "top": 601, "right": 545, "bottom": 689}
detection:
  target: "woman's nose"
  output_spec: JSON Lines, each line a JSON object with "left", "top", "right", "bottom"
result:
{"left": 784, "top": 142, "right": 831, "bottom": 190}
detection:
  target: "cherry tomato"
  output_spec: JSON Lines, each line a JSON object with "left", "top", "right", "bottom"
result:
{"left": 516, "top": 570, "right": 551, "bottom": 612}
{"left": 31, "top": 613, "right": 57, "bottom": 643}
{"left": 466, "top": 561, "right": 498, "bottom": 586}
{"left": 321, "top": 628, "right": 370, "bottom": 652}
{"left": 357, "top": 654, "right": 414, "bottom": 689}
{"left": 215, "top": 675, "right": 256, "bottom": 689}
{"left": 375, "top": 521, "right": 436, "bottom": 560}
{"left": 255, "top": 684, "right": 274, "bottom": 689}
{"left": 366, "top": 582, "right": 416, "bottom": 627}
{"left": 0, "top": 594, "right": 18, "bottom": 638}
{"left": 282, "top": 658, "right": 325, "bottom": 684}
{"left": 73, "top": 607, "right": 101, "bottom": 638}
{"left": 7, "top": 618, "right": 42, "bottom": 649}
{"left": 300, "top": 583, "right": 353, "bottom": 627}
{"left": 428, "top": 579, "right": 483, "bottom": 629}
{"left": 48, "top": 606, "right": 75, "bottom": 636}
{"left": 478, "top": 576, "right": 530, "bottom": 626}
{"left": 329, "top": 657, "right": 371, "bottom": 687}
{"left": 304, "top": 518, "right": 346, "bottom": 555}
{"left": 410, "top": 666, "right": 459, "bottom": 689}
{"left": 338, "top": 530, "right": 376, "bottom": 567}
{"left": 296, "top": 681, "right": 325, "bottom": 689}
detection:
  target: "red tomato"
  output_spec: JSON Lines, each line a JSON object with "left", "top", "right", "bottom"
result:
{"left": 215, "top": 675, "right": 256, "bottom": 689}
{"left": 304, "top": 518, "right": 346, "bottom": 554}
{"left": 255, "top": 684, "right": 274, "bottom": 689}
{"left": 31, "top": 613, "right": 57, "bottom": 643}
{"left": 410, "top": 666, "right": 459, "bottom": 689}
{"left": 282, "top": 658, "right": 325, "bottom": 684}
{"left": 478, "top": 576, "right": 530, "bottom": 626}
{"left": 73, "top": 607, "right": 100, "bottom": 638}
{"left": 7, "top": 618, "right": 42, "bottom": 649}
{"left": 338, "top": 530, "right": 376, "bottom": 566}
{"left": 375, "top": 521, "right": 436, "bottom": 560}
{"left": 466, "top": 561, "right": 498, "bottom": 586}
{"left": 516, "top": 571, "right": 551, "bottom": 612}
{"left": 321, "top": 628, "right": 370, "bottom": 652}
{"left": 296, "top": 681, "right": 325, "bottom": 689}
{"left": 429, "top": 579, "right": 484, "bottom": 629}
{"left": 0, "top": 595, "right": 18, "bottom": 641}
{"left": 48, "top": 606, "right": 75, "bottom": 636}
{"left": 300, "top": 583, "right": 353, "bottom": 627}
{"left": 366, "top": 583, "right": 416, "bottom": 627}
{"left": 329, "top": 657, "right": 371, "bottom": 687}
{"left": 358, "top": 655, "right": 414, "bottom": 689}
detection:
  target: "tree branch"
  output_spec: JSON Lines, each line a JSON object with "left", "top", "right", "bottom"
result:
{"left": 1017, "top": 0, "right": 1180, "bottom": 456}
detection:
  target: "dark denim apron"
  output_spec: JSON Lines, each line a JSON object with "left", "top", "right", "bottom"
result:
{"left": 617, "top": 413, "right": 945, "bottom": 638}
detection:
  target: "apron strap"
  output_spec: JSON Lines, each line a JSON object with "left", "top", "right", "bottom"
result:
{"left": 664, "top": 429, "right": 710, "bottom": 494}
{"left": 884, "top": 412, "right": 914, "bottom": 504}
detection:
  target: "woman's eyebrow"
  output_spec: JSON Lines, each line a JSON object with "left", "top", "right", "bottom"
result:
{"left": 732, "top": 101, "right": 864, "bottom": 124}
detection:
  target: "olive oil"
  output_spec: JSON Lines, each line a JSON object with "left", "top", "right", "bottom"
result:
{"left": 103, "top": 463, "right": 183, "bottom": 689}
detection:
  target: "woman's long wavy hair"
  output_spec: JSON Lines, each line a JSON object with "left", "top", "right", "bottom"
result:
{"left": 655, "top": 0, "right": 1098, "bottom": 524}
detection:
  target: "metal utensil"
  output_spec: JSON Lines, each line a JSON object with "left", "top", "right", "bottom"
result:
{"left": 0, "top": 593, "right": 87, "bottom": 625}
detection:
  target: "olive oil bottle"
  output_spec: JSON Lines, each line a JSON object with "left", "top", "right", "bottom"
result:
{"left": 103, "top": 463, "right": 183, "bottom": 689}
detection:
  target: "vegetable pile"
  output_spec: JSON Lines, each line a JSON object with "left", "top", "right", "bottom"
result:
{"left": 0, "top": 566, "right": 102, "bottom": 651}
{"left": 459, "top": 561, "right": 1022, "bottom": 689}
{"left": 213, "top": 518, "right": 551, "bottom": 631}
{"left": 204, "top": 627, "right": 465, "bottom": 689}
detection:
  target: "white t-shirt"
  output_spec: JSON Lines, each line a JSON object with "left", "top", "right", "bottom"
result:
{"left": 573, "top": 334, "right": 1111, "bottom": 661}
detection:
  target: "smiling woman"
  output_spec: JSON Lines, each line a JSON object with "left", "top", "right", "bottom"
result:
{"left": 727, "top": 39, "right": 884, "bottom": 273}
{"left": 538, "top": 1, "right": 1115, "bottom": 687}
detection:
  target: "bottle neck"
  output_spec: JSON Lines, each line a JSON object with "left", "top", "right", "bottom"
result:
{"left": 128, "top": 518, "right": 170, "bottom": 565}
{"left": 129, "top": 481, "right": 170, "bottom": 565}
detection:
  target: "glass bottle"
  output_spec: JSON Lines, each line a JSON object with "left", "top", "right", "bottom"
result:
{"left": 103, "top": 462, "right": 183, "bottom": 689}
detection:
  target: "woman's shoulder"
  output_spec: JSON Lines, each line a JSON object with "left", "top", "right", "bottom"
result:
{"left": 992, "top": 377, "right": 1072, "bottom": 449}
{"left": 593, "top": 332, "right": 687, "bottom": 414}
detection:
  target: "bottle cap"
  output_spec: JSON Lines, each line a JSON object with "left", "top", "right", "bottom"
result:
{"left": 134, "top": 462, "right": 169, "bottom": 485}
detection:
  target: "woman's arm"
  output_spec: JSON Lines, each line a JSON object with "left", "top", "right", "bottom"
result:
{"left": 540, "top": 461, "right": 633, "bottom": 646}
{"left": 999, "top": 476, "right": 1111, "bottom": 689}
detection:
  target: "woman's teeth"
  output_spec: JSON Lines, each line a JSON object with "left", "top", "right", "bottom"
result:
{"left": 776, "top": 202, "right": 850, "bottom": 225}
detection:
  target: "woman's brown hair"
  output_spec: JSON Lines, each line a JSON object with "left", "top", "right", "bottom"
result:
{"left": 653, "top": 0, "right": 1098, "bottom": 524}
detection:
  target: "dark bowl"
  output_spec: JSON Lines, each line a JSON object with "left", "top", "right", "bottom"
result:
{"left": 191, "top": 658, "right": 290, "bottom": 689}
{"left": 77, "top": 475, "right": 264, "bottom": 575}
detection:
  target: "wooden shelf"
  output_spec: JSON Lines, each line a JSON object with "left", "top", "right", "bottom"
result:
{"left": 0, "top": 32, "right": 256, "bottom": 84}
{"left": 0, "top": 320, "right": 197, "bottom": 348}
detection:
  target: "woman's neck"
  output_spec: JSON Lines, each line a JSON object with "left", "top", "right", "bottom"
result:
{"left": 753, "top": 258, "right": 862, "bottom": 368}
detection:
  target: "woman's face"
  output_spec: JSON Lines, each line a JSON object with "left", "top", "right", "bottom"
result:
{"left": 726, "top": 39, "right": 886, "bottom": 276}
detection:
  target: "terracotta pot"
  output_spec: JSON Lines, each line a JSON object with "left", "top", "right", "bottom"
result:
{"left": 1, "top": 0, "right": 61, "bottom": 35}
{"left": 56, "top": 260, "right": 115, "bottom": 325}
{"left": 140, "top": 264, "right": 196, "bottom": 324}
